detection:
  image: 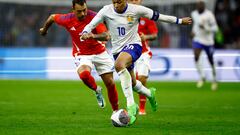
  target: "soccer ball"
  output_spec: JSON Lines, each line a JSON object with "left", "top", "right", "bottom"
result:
{"left": 111, "top": 109, "right": 130, "bottom": 127}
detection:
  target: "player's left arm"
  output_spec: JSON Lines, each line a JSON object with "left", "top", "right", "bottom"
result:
{"left": 140, "top": 20, "right": 158, "bottom": 42}
{"left": 140, "top": 33, "right": 157, "bottom": 42}
{"left": 137, "top": 5, "right": 192, "bottom": 25}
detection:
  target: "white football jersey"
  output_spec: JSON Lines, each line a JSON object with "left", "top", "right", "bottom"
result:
{"left": 83, "top": 4, "right": 179, "bottom": 54}
{"left": 191, "top": 9, "right": 218, "bottom": 46}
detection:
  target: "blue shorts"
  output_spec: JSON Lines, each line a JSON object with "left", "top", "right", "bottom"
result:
{"left": 113, "top": 44, "right": 142, "bottom": 71}
{"left": 192, "top": 41, "right": 215, "bottom": 56}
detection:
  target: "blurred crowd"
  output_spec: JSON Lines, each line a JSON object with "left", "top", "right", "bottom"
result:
{"left": 0, "top": 3, "right": 72, "bottom": 47}
{"left": 0, "top": 0, "right": 239, "bottom": 49}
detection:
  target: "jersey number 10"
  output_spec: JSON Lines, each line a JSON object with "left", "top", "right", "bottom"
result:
{"left": 117, "top": 27, "right": 126, "bottom": 36}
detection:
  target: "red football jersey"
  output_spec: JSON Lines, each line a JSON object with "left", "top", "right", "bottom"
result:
{"left": 138, "top": 18, "right": 158, "bottom": 57}
{"left": 54, "top": 10, "right": 106, "bottom": 56}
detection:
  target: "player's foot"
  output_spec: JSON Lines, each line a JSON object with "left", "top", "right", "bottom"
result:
{"left": 148, "top": 87, "right": 157, "bottom": 112}
{"left": 127, "top": 103, "right": 139, "bottom": 126}
{"left": 95, "top": 86, "right": 105, "bottom": 108}
{"left": 139, "top": 109, "right": 146, "bottom": 115}
{"left": 211, "top": 82, "right": 218, "bottom": 91}
{"left": 196, "top": 78, "right": 205, "bottom": 88}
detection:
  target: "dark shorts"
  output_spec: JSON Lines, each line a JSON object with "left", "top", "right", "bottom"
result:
{"left": 113, "top": 44, "right": 142, "bottom": 71}
{"left": 193, "top": 41, "right": 215, "bottom": 56}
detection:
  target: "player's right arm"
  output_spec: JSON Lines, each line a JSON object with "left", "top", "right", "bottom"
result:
{"left": 136, "top": 5, "right": 192, "bottom": 25}
{"left": 39, "top": 14, "right": 56, "bottom": 36}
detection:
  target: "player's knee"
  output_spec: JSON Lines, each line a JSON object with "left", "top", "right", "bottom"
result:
{"left": 115, "top": 62, "right": 125, "bottom": 72}
{"left": 79, "top": 70, "right": 91, "bottom": 80}
{"left": 105, "top": 77, "right": 114, "bottom": 86}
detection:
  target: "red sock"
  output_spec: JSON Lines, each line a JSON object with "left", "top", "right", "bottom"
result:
{"left": 136, "top": 73, "right": 146, "bottom": 110}
{"left": 79, "top": 71, "right": 97, "bottom": 91}
{"left": 106, "top": 84, "right": 119, "bottom": 111}
{"left": 139, "top": 94, "right": 146, "bottom": 110}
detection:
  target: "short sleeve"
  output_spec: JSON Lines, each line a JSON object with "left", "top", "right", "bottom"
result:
{"left": 54, "top": 14, "right": 68, "bottom": 26}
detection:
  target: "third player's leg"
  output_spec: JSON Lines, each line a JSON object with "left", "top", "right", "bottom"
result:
{"left": 205, "top": 46, "right": 218, "bottom": 90}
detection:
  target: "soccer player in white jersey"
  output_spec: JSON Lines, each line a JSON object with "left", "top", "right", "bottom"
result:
{"left": 81, "top": 0, "right": 192, "bottom": 125}
{"left": 191, "top": 0, "right": 218, "bottom": 90}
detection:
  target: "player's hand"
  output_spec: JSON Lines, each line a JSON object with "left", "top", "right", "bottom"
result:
{"left": 80, "top": 33, "right": 95, "bottom": 41}
{"left": 139, "top": 32, "right": 147, "bottom": 41}
{"left": 39, "top": 28, "right": 48, "bottom": 36}
{"left": 181, "top": 17, "right": 192, "bottom": 25}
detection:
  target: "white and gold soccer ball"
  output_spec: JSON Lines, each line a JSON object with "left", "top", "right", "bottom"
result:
{"left": 111, "top": 109, "right": 130, "bottom": 127}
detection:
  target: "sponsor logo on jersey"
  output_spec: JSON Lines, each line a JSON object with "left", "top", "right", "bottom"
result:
{"left": 70, "top": 27, "right": 76, "bottom": 31}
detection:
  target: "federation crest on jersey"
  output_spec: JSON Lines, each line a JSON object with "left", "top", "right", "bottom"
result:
{"left": 140, "top": 20, "right": 145, "bottom": 25}
{"left": 126, "top": 14, "right": 134, "bottom": 24}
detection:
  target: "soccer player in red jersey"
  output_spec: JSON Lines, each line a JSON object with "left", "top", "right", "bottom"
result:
{"left": 39, "top": 0, "right": 119, "bottom": 111}
{"left": 128, "top": 0, "right": 158, "bottom": 115}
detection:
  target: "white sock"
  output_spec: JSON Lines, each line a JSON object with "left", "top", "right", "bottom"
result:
{"left": 195, "top": 60, "right": 205, "bottom": 80}
{"left": 133, "top": 80, "right": 151, "bottom": 97}
{"left": 211, "top": 64, "right": 217, "bottom": 82}
{"left": 118, "top": 68, "right": 135, "bottom": 106}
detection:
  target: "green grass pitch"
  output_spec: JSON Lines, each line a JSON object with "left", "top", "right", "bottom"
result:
{"left": 0, "top": 80, "right": 240, "bottom": 135}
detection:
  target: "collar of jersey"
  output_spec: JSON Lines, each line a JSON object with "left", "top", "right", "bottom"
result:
{"left": 114, "top": 4, "right": 128, "bottom": 14}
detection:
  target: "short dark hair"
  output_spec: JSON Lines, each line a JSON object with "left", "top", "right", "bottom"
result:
{"left": 72, "top": 0, "right": 86, "bottom": 8}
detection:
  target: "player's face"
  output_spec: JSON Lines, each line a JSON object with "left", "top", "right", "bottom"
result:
{"left": 112, "top": 0, "right": 127, "bottom": 13}
{"left": 197, "top": 1, "right": 205, "bottom": 14}
{"left": 73, "top": 3, "right": 88, "bottom": 20}
{"left": 128, "top": 0, "right": 142, "bottom": 5}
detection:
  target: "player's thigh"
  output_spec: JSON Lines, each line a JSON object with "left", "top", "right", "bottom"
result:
{"left": 135, "top": 54, "right": 151, "bottom": 77}
{"left": 192, "top": 41, "right": 203, "bottom": 58}
{"left": 93, "top": 51, "right": 115, "bottom": 75}
{"left": 115, "top": 52, "right": 133, "bottom": 69}
{"left": 204, "top": 46, "right": 214, "bottom": 58}
{"left": 75, "top": 55, "right": 94, "bottom": 73}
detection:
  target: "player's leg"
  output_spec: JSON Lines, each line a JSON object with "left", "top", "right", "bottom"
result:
{"left": 193, "top": 41, "right": 205, "bottom": 88}
{"left": 100, "top": 72, "right": 119, "bottom": 111}
{"left": 77, "top": 65, "right": 97, "bottom": 90}
{"left": 205, "top": 46, "right": 218, "bottom": 90}
{"left": 113, "top": 44, "right": 143, "bottom": 125}
{"left": 138, "top": 76, "right": 148, "bottom": 115}
{"left": 135, "top": 54, "right": 151, "bottom": 114}
{"left": 114, "top": 52, "right": 135, "bottom": 107}
{"left": 93, "top": 51, "right": 119, "bottom": 111}
{"left": 130, "top": 70, "right": 157, "bottom": 112}
{"left": 75, "top": 56, "right": 105, "bottom": 108}
{"left": 114, "top": 52, "right": 138, "bottom": 125}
